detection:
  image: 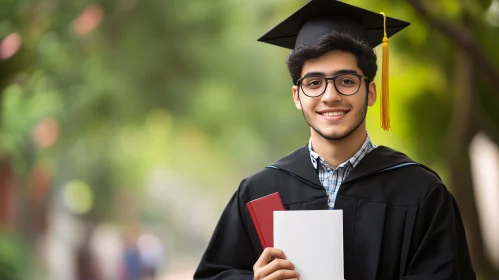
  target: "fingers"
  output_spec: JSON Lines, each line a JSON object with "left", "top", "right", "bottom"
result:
{"left": 254, "top": 248, "right": 287, "bottom": 270}
{"left": 266, "top": 268, "right": 300, "bottom": 279}
{"left": 257, "top": 258, "right": 295, "bottom": 278}
{"left": 254, "top": 248, "right": 300, "bottom": 280}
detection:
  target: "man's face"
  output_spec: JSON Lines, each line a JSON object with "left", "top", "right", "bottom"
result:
{"left": 292, "top": 50, "right": 377, "bottom": 141}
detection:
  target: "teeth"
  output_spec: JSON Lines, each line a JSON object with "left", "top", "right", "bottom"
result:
{"left": 323, "top": 111, "right": 346, "bottom": 116}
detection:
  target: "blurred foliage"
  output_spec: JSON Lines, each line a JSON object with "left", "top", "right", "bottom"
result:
{"left": 0, "top": 0, "right": 498, "bottom": 278}
{"left": 0, "top": 232, "right": 27, "bottom": 280}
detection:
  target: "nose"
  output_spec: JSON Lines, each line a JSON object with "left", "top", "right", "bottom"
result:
{"left": 321, "top": 79, "right": 342, "bottom": 102}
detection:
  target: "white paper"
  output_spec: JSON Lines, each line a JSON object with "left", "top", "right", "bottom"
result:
{"left": 274, "top": 210, "right": 344, "bottom": 280}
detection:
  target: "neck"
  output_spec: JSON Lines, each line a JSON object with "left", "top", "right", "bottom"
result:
{"left": 310, "top": 126, "right": 367, "bottom": 169}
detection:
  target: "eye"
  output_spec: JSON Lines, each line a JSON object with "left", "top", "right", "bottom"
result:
{"left": 338, "top": 77, "right": 358, "bottom": 87}
{"left": 307, "top": 80, "right": 323, "bottom": 87}
{"left": 341, "top": 79, "right": 354, "bottom": 85}
{"left": 302, "top": 77, "right": 324, "bottom": 89}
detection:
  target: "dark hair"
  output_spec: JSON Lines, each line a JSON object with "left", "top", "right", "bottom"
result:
{"left": 286, "top": 32, "right": 377, "bottom": 85}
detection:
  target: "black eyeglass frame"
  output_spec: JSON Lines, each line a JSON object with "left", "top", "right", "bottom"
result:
{"left": 296, "top": 73, "right": 372, "bottom": 98}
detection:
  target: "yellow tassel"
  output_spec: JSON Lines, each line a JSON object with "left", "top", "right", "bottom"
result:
{"left": 380, "top": 12, "right": 390, "bottom": 131}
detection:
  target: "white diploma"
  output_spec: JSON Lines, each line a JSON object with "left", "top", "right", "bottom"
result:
{"left": 274, "top": 210, "right": 344, "bottom": 280}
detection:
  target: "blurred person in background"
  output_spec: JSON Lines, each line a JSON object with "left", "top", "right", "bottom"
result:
{"left": 120, "top": 228, "right": 166, "bottom": 280}
{"left": 137, "top": 233, "right": 166, "bottom": 280}
{"left": 121, "top": 229, "right": 142, "bottom": 280}
{"left": 194, "top": 1, "right": 475, "bottom": 280}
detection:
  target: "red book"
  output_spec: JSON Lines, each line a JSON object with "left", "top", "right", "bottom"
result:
{"left": 246, "top": 192, "right": 285, "bottom": 249}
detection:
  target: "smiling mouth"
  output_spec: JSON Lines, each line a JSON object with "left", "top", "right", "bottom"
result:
{"left": 319, "top": 110, "right": 350, "bottom": 117}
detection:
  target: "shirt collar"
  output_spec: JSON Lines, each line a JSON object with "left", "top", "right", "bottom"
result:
{"left": 308, "top": 139, "right": 321, "bottom": 170}
{"left": 308, "top": 132, "right": 376, "bottom": 170}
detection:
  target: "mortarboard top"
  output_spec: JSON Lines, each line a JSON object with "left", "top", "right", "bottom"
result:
{"left": 258, "top": 0, "right": 410, "bottom": 50}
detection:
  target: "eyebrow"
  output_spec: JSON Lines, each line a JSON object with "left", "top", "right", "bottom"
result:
{"left": 302, "top": 69, "right": 360, "bottom": 78}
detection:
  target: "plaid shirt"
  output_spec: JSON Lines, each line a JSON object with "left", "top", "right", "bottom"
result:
{"left": 309, "top": 133, "right": 376, "bottom": 209}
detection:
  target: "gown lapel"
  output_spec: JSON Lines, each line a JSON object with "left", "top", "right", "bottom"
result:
{"left": 270, "top": 145, "right": 322, "bottom": 188}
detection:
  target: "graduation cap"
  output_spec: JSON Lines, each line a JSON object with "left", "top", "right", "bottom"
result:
{"left": 258, "top": 0, "right": 410, "bottom": 131}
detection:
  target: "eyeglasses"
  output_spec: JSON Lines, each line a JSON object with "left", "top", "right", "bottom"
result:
{"left": 297, "top": 73, "right": 371, "bottom": 97}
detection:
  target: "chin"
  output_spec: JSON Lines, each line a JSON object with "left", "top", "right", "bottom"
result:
{"left": 314, "top": 120, "right": 365, "bottom": 140}
{"left": 316, "top": 128, "right": 354, "bottom": 141}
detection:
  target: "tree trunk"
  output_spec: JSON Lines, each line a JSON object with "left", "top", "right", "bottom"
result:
{"left": 0, "top": 156, "right": 15, "bottom": 227}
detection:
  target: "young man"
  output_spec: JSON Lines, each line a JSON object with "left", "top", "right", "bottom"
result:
{"left": 194, "top": 1, "right": 475, "bottom": 279}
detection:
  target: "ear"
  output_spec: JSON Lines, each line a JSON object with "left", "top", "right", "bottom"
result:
{"left": 367, "top": 81, "right": 377, "bottom": 107}
{"left": 292, "top": 85, "right": 302, "bottom": 110}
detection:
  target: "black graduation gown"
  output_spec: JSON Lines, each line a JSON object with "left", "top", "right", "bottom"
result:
{"left": 193, "top": 145, "right": 475, "bottom": 280}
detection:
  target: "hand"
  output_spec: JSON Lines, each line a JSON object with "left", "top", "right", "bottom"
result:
{"left": 253, "top": 248, "right": 300, "bottom": 280}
